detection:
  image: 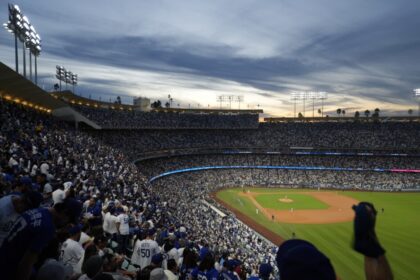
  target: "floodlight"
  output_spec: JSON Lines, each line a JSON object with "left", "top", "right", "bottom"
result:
{"left": 414, "top": 89, "right": 420, "bottom": 96}
{"left": 14, "top": 5, "right": 21, "bottom": 12}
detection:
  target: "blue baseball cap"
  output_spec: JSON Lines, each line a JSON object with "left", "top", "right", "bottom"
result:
{"left": 259, "top": 263, "right": 273, "bottom": 278}
{"left": 68, "top": 224, "right": 83, "bottom": 235}
{"left": 24, "top": 191, "right": 43, "bottom": 208}
{"left": 151, "top": 253, "right": 163, "bottom": 265}
{"left": 276, "top": 239, "right": 335, "bottom": 280}
{"left": 62, "top": 198, "right": 83, "bottom": 223}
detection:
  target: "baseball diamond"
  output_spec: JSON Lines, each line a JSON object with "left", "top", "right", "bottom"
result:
{"left": 215, "top": 188, "right": 420, "bottom": 280}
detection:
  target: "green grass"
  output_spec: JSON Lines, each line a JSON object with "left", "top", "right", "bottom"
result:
{"left": 254, "top": 193, "right": 328, "bottom": 210}
{"left": 216, "top": 188, "right": 420, "bottom": 280}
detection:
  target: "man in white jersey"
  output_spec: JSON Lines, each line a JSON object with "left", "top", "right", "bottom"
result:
{"left": 131, "top": 229, "right": 160, "bottom": 269}
{"left": 59, "top": 224, "right": 84, "bottom": 276}
{"left": 116, "top": 207, "right": 130, "bottom": 255}
{"left": 103, "top": 207, "right": 118, "bottom": 238}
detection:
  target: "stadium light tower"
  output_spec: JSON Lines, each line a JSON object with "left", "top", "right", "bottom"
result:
{"left": 290, "top": 91, "right": 328, "bottom": 118}
{"left": 414, "top": 89, "right": 420, "bottom": 116}
{"left": 56, "top": 66, "right": 77, "bottom": 93}
{"left": 290, "top": 91, "right": 307, "bottom": 117}
{"left": 3, "top": 4, "right": 41, "bottom": 83}
{"left": 3, "top": 4, "right": 22, "bottom": 73}
{"left": 56, "top": 65, "right": 65, "bottom": 91}
{"left": 216, "top": 95, "right": 244, "bottom": 109}
{"left": 290, "top": 92, "right": 299, "bottom": 118}
{"left": 71, "top": 73, "right": 78, "bottom": 93}
{"left": 319, "top": 92, "right": 328, "bottom": 117}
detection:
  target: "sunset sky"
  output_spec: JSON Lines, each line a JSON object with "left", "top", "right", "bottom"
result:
{"left": 1, "top": 0, "right": 420, "bottom": 116}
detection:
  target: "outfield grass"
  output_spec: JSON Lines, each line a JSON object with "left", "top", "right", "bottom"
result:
{"left": 216, "top": 188, "right": 420, "bottom": 280}
{"left": 254, "top": 193, "right": 328, "bottom": 210}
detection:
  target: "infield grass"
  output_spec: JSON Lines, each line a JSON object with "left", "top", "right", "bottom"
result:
{"left": 216, "top": 188, "right": 420, "bottom": 280}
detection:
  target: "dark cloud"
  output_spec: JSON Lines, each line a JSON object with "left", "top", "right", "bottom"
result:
{"left": 43, "top": 34, "right": 327, "bottom": 94}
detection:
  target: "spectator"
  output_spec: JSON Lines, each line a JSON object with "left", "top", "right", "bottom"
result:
{"left": 0, "top": 198, "right": 82, "bottom": 280}
{"left": 60, "top": 224, "right": 85, "bottom": 276}
{"left": 116, "top": 207, "right": 130, "bottom": 255}
{"left": 165, "top": 259, "right": 179, "bottom": 280}
{"left": 0, "top": 190, "right": 43, "bottom": 246}
{"left": 132, "top": 229, "right": 160, "bottom": 269}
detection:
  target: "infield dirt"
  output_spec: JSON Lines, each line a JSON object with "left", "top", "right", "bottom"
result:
{"left": 239, "top": 191, "right": 359, "bottom": 224}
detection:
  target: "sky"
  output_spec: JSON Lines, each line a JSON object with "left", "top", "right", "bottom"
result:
{"left": 1, "top": 0, "right": 420, "bottom": 117}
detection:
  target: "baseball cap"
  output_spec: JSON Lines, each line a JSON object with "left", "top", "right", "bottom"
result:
{"left": 36, "top": 259, "right": 73, "bottom": 280}
{"left": 150, "top": 268, "right": 168, "bottom": 280}
{"left": 151, "top": 253, "right": 163, "bottom": 265}
{"left": 85, "top": 255, "right": 104, "bottom": 278}
{"left": 225, "top": 259, "right": 237, "bottom": 270}
{"left": 68, "top": 223, "right": 83, "bottom": 235}
{"left": 24, "top": 191, "right": 44, "bottom": 209}
{"left": 148, "top": 228, "right": 156, "bottom": 236}
{"left": 258, "top": 263, "right": 273, "bottom": 279}
{"left": 276, "top": 239, "right": 335, "bottom": 280}
{"left": 20, "top": 176, "right": 32, "bottom": 186}
{"left": 62, "top": 198, "right": 83, "bottom": 223}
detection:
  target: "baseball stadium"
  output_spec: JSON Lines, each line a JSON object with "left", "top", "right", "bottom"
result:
{"left": 1, "top": 2, "right": 420, "bottom": 280}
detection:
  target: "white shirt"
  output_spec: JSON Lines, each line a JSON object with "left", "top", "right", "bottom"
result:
{"left": 79, "top": 231, "right": 93, "bottom": 246}
{"left": 131, "top": 239, "right": 160, "bottom": 269}
{"left": 52, "top": 189, "right": 66, "bottom": 205}
{"left": 117, "top": 213, "right": 130, "bottom": 235}
{"left": 40, "top": 162, "right": 50, "bottom": 175}
{"left": 60, "top": 238, "right": 84, "bottom": 275}
{"left": 8, "top": 157, "right": 18, "bottom": 168}
{"left": 103, "top": 212, "right": 119, "bottom": 235}
{"left": 165, "top": 270, "right": 179, "bottom": 280}
{"left": 162, "top": 247, "right": 180, "bottom": 270}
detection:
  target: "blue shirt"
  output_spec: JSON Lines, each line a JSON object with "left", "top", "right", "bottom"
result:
{"left": 221, "top": 270, "right": 240, "bottom": 280}
{"left": 0, "top": 207, "right": 55, "bottom": 280}
{"left": 191, "top": 267, "right": 219, "bottom": 280}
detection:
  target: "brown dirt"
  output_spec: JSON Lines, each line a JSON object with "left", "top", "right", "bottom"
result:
{"left": 239, "top": 191, "right": 359, "bottom": 224}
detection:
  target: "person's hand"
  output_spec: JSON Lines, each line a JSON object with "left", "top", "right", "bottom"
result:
{"left": 352, "top": 202, "right": 385, "bottom": 258}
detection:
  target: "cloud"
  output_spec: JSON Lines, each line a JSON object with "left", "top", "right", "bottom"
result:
{"left": 1, "top": 0, "right": 420, "bottom": 116}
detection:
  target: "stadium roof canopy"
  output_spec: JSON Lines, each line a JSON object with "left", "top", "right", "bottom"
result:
{"left": 0, "top": 62, "right": 68, "bottom": 111}
{"left": 0, "top": 62, "right": 100, "bottom": 128}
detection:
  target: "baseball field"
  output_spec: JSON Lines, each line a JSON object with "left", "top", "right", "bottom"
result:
{"left": 215, "top": 188, "right": 420, "bottom": 280}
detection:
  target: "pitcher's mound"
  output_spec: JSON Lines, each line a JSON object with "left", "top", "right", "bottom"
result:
{"left": 279, "top": 198, "right": 293, "bottom": 203}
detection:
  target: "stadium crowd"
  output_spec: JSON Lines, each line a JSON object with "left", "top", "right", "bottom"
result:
{"left": 72, "top": 105, "right": 259, "bottom": 129}
{"left": 91, "top": 121, "right": 420, "bottom": 161}
{"left": 0, "top": 98, "right": 280, "bottom": 280}
{"left": 138, "top": 154, "right": 420, "bottom": 176}
{"left": 0, "top": 97, "right": 400, "bottom": 280}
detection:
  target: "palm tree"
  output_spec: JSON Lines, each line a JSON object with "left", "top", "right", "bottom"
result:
{"left": 318, "top": 109, "right": 322, "bottom": 115}
{"left": 298, "top": 112, "right": 304, "bottom": 119}
{"left": 354, "top": 111, "right": 360, "bottom": 118}
{"left": 364, "top": 110, "right": 370, "bottom": 118}
{"left": 372, "top": 108, "right": 380, "bottom": 119}
{"left": 342, "top": 110, "right": 346, "bottom": 117}
{"left": 408, "top": 109, "right": 413, "bottom": 116}
{"left": 336, "top": 108, "right": 342, "bottom": 116}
